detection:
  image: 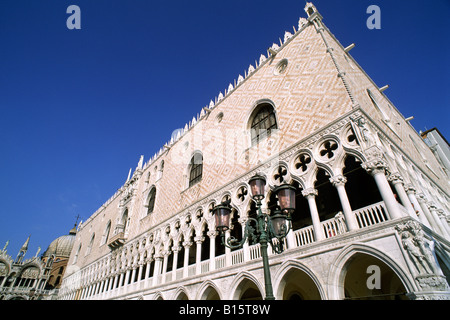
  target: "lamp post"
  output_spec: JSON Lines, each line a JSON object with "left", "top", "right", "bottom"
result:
{"left": 213, "top": 174, "right": 296, "bottom": 300}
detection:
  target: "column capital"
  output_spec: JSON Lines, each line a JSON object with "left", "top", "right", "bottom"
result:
{"left": 329, "top": 175, "right": 347, "bottom": 187}
{"left": 182, "top": 241, "right": 193, "bottom": 248}
{"left": 404, "top": 184, "right": 417, "bottom": 195}
{"left": 416, "top": 193, "right": 427, "bottom": 203}
{"left": 436, "top": 209, "right": 445, "bottom": 218}
{"left": 387, "top": 172, "right": 404, "bottom": 185}
{"left": 207, "top": 231, "right": 217, "bottom": 238}
{"left": 302, "top": 188, "right": 318, "bottom": 198}
{"left": 194, "top": 236, "right": 204, "bottom": 244}
{"left": 361, "top": 159, "right": 388, "bottom": 176}
{"left": 427, "top": 202, "right": 438, "bottom": 211}
{"left": 171, "top": 246, "right": 181, "bottom": 253}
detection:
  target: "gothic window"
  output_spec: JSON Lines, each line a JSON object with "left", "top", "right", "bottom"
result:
{"left": 101, "top": 221, "right": 111, "bottom": 245}
{"left": 86, "top": 234, "right": 95, "bottom": 256}
{"left": 73, "top": 244, "right": 81, "bottom": 264}
{"left": 250, "top": 103, "right": 278, "bottom": 146}
{"left": 367, "top": 89, "right": 390, "bottom": 122}
{"left": 189, "top": 153, "right": 203, "bottom": 187}
{"left": 147, "top": 188, "right": 156, "bottom": 215}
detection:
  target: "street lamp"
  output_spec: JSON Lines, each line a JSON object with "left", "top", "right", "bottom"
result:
{"left": 213, "top": 174, "right": 296, "bottom": 300}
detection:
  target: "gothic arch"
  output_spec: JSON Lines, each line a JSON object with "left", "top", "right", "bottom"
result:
{"left": 153, "top": 291, "right": 165, "bottom": 300}
{"left": 172, "top": 286, "right": 190, "bottom": 300}
{"left": 197, "top": 280, "right": 222, "bottom": 300}
{"left": 273, "top": 260, "right": 326, "bottom": 300}
{"left": 228, "top": 271, "right": 264, "bottom": 300}
{"left": 0, "top": 257, "right": 11, "bottom": 275}
{"left": 327, "top": 243, "right": 416, "bottom": 300}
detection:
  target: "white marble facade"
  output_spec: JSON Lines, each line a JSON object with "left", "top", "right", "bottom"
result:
{"left": 57, "top": 3, "right": 450, "bottom": 300}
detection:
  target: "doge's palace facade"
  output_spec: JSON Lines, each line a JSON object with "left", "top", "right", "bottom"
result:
{"left": 58, "top": 3, "right": 450, "bottom": 300}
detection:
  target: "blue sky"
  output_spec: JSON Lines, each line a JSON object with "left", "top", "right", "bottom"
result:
{"left": 0, "top": 0, "right": 449, "bottom": 259}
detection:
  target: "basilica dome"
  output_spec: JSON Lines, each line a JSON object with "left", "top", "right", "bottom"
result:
{"left": 43, "top": 226, "right": 77, "bottom": 258}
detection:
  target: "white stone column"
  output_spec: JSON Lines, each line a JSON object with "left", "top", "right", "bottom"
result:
{"left": 225, "top": 230, "right": 232, "bottom": 266}
{"left": 130, "top": 266, "right": 137, "bottom": 284}
{"left": 195, "top": 236, "right": 203, "bottom": 275}
{"left": 144, "top": 260, "right": 151, "bottom": 280}
{"left": 172, "top": 246, "right": 180, "bottom": 279}
{"left": 417, "top": 193, "right": 441, "bottom": 232}
{"left": 405, "top": 185, "right": 431, "bottom": 228}
{"left": 428, "top": 202, "right": 449, "bottom": 237}
{"left": 388, "top": 173, "right": 417, "bottom": 219}
{"left": 437, "top": 209, "right": 450, "bottom": 237}
{"left": 124, "top": 268, "right": 131, "bottom": 286}
{"left": 208, "top": 231, "right": 216, "bottom": 272}
{"left": 152, "top": 255, "right": 162, "bottom": 287}
{"left": 301, "top": 188, "right": 325, "bottom": 241}
{"left": 182, "top": 241, "right": 191, "bottom": 278}
{"left": 362, "top": 159, "right": 403, "bottom": 220}
{"left": 330, "top": 175, "right": 359, "bottom": 231}
{"left": 161, "top": 250, "right": 169, "bottom": 284}
{"left": 240, "top": 218, "right": 250, "bottom": 261}
{"left": 137, "top": 262, "right": 144, "bottom": 282}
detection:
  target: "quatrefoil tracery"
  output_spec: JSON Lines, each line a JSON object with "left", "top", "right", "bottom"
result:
{"left": 274, "top": 166, "right": 288, "bottom": 183}
{"left": 295, "top": 154, "right": 312, "bottom": 172}
{"left": 319, "top": 140, "right": 338, "bottom": 159}
{"left": 237, "top": 186, "right": 248, "bottom": 202}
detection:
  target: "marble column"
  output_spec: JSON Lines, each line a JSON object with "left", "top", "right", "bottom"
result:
{"left": 388, "top": 173, "right": 417, "bottom": 219}
{"left": 301, "top": 188, "right": 325, "bottom": 241}
{"left": 362, "top": 159, "right": 403, "bottom": 220}
{"left": 329, "top": 175, "right": 359, "bottom": 231}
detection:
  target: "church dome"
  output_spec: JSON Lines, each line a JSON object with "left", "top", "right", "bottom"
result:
{"left": 43, "top": 227, "right": 77, "bottom": 258}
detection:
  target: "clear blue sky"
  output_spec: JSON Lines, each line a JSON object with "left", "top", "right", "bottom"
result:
{"left": 0, "top": 0, "right": 449, "bottom": 259}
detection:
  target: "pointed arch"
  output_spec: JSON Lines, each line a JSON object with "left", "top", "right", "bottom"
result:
{"left": 273, "top": 260, "right": 326, "bottom": 300}
{"left": 228, "top": 271, "right": 264, "bottom": 300}
{"left": 172, "top": 286, "right": 190, "bottom": 300}
{"left": 327, "top": 243, "right": 416, "bottom": 300}
{"left": 145, "top": 186, "right": 157, "bottom": 216}
{"left": 197, "top": 280, "right": 222, "bottom": 300}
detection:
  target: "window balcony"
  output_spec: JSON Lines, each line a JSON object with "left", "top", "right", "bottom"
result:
{"left": 107, "top": 232, "right": 126, "bottom": 249}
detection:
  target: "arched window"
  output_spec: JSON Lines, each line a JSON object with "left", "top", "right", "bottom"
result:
{"left": 147, "top": 188, "right": 156, "bottom": 215}
{"left": 250, "top": 103, "right": 277, "bottom": 146}
{"left": 73, "top": 244, "right": 81, "bottom": 264}
{"left": 86, "top": 234, "right": 95, "bottom": 256}
{"left": 101, "top": 221, "right": 111, "bottom": 245}
{"left": 189, "top": 153, "right": 203, "bottom": 187}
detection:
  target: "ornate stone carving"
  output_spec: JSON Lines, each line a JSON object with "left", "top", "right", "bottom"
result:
{"left": 362, "top": 158, "right": 387, "bottom": 176}
{"left": 395, "top": 221, "right": 449, "bottom": 292}
{"left": 329, "top": 175, "right": 347, "bottom": 187}
{"left": 301, "top": 188, "right": 318, "bottom": 198}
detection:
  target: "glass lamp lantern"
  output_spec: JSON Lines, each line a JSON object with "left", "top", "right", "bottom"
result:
{"left": 274, "top": 184, "right": 296, "bottom": 215}
{"left": 249, "top": 174, "right": 266, "bottom": 200}
{"left": 270, "top": 211, "right": 288, "bottom": 237}
{"left": 213, "top": 202, "right": 232, "bottom": 232}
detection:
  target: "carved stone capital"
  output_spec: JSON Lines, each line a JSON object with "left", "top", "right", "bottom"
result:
{"left": 302, "top": 188, "right": 318, "bottom": 198}
{"left": 362, "top": 159, "right": 387, "bottom": 176}
{"left": 194, "top": 236, "right": 205, "bottom": 244}
{"left": 416, "top": 193, "right": 427, "bottom": 204}
{"left": 404, "top": 184, "right": 417, "bottom": 195}
{"left": 387, "top": 172, "right": 404, "bottom": 185}
{"left": 329, "top": 175, "right": 347, "bottom": 187}
{"left": 427, "top": 202, "right": 438, "bottom": 212}
{"left": 182, "top": 241, "right": 193, "bottom": 248}
{"left": 207, "top": 231, "right": 217, "bottom": 238}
